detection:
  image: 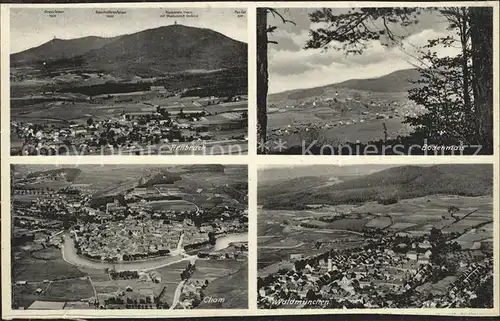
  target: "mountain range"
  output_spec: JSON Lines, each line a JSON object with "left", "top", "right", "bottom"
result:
{"left": 259, "top": 164, "right": 493, "bottom": 209}
{"left": 271, "top": 68, "right": 421, "bottom": 101}
{"left": 11, "top": 24, "right": 247, "bottom": 75}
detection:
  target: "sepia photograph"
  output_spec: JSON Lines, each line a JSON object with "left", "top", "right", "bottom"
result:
{"left": 256, "top": 6, "right": 494, "bottom": 155}
{"left": 9, "top": 7, "right": 248, "bottom": 156}
{"left": 258, "top": 164, "right": 494, "bottom": 308}
{"left": 10, "top": 164, "right": 248, "bottom": 310}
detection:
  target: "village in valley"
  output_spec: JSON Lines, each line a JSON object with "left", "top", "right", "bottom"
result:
{"left": 11, "top": 86, "right": 248, "bottom": 156}
{"left": 257, "top": 165, "right": 494, "bottom": 309}
{"left": 11, "top": 165, "right": 248, "bottom": 310}
{"left": 10, "top": 8, "right": 248, "bottom": 155}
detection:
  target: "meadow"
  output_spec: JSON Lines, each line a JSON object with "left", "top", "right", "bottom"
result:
{"left": 258, "top": 195, "right": 493, "bottom": 271}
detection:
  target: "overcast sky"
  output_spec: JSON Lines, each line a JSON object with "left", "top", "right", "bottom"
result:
{"left": 10, "top": 7, "right": 247, "bottom": 53}
{"left": 258, "top": 164, "right": 399, "bottom": 183}
{"left": 266, "top": 7, "right": 460, "bottom": 94}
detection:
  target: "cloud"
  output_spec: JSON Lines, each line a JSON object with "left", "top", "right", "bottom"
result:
{"left": 10, "top": 8, "right": 247, "bottom": 53}
{"left": 268, "top": 27, "right": 460, "bottom": 93}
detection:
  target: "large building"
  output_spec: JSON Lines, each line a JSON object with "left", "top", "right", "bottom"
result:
{"left": 150, "top": 85, "right": 167, "bottom": 93}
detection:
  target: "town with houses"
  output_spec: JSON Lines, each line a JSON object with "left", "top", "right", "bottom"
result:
{"left": 257, "top": 164, "right": 494, "bottom": 309}
{"left": 11, "top": 165, "right": 248, "bottom": 310}
{"left": 258, "top": 229, "right": 493, "bottom": 309}
{"left": 11, "top": 90, "right": 248, "bottom": 156}
{"left": 10, "top": 10, "right": 249, "bottom": 156}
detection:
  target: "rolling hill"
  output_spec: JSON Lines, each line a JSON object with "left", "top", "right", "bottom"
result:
{"left": 260, "top": 164, "right": 493, "bottom": 209}
{"left": 197, "top": 265, "right": 248, "bottom": 309}
{"left": 11, "top": 36, "right": 120, "bottom": 66}
{"left": 330, "top": 68, "right": 421, "bottom": 93}
{"left": 11, "top": 24, "right": 247, "bottom": 76}
{"left": 271, "top": 68, "right": 421, "bottom": 101}
{"left": 26, "top": 168, "right": 82, "bottom": 182}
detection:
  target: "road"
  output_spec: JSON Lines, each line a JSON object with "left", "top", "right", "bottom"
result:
{"left": 88, "top": 276, "right": 99, "bottom": 305}
{"left": 169, "top": 280, "right": 186, "bottom": 310}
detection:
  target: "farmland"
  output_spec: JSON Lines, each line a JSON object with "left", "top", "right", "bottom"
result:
{"left": 10, "top": 24, "right": 248, "bottom": 156}
{"left": 257, "top": 164, "right": 493, "bottom": 308}
{"left": 11, "top": 164, "right": 248, "bottom": 310}
{"left": 265, "top": 79, "right": 421, "bottom": 154}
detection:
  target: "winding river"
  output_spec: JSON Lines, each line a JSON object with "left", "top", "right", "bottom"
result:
{"left": 61, "top": 232, "right": 247, "bottom": 272}
{"left": 212, "top": 232, "right": 248, "bottom": 251}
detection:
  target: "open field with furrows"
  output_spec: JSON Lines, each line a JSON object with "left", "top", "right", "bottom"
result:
{"left": 258, "top": 216, "right": 364, "bottom": 270}
{"left": 12, "top": 194, "right": 61, "bottom": 203}
{"left": 415, "top": 276, "right": 457, "bottom": 297}
{"left": 191, "top": 259, "right": 245, "bottom": 281}
{"left": 154, "top": 261, "right": 186, "bottom": 284}
{"left": 197, "top": 263, "right": 248, "bottom": 309}
{"left": 258, "top": 239, "right": 363, "bottom": 271}
{"left": 11, "top": 89, "right": 246, "bottom": 126}
{"left": 12, "top": 283, "right": 48, "bottom": 309}
{"left": 15, "top": 180, "right": 72, "bottom": 191}
{"left": 147, "top": 200, "right": 198, "bottom": 211}
{"left": 258, "top": 237, "right": 304, "bottom": 249}
{"left": 72, "top": 166, "right": 161, "bottom": 196}
{"left": 41, "top": 278, "right": 95, "bottom": 301}
{"left": 177, "top": 172, "right": 245, "bottom": 190}
{"left": 12, "top": 248, "right": 85, "bottom": 283}
{"left": 258, "top": 195, "right": 492, "bottom": 269}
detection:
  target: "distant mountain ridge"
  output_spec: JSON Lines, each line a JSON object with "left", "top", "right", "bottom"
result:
{"left": 271, "top": 68, "right": 421, "bottom": 101}
{"left": 11, "top": 36, "right": 120, "bottom": 65}
{"left": 260, "top": 164, "right": 493, "bottom": 209}
{"left": 11, "top": 24, "right": 247, "bottom": 75}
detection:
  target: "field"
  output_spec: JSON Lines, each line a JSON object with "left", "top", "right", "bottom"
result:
{"left": 73, "top": 165, "right": 160, "bottom": 194}
{"left": 147, "top": 200, "right": 198, "bottom": 211}
{"left": 258, "top": 195, "right": 493, "bottom": 271}
{"left": 12, "top": 284, "right": 49, "bottom": 309}
{"left": 41, "top": 278, "right": 95, "bottom": 301}
{"left": 415, "top": 276, "right": 457, "bottom": 297}
{"left": 266, "top": 87, "right": 417, "bottom": 148}
{"left": 196, "top": 263, "right": 248, "bottom": 309}
{"left": 12, "top": 248, "right": 85, "bottom": 282}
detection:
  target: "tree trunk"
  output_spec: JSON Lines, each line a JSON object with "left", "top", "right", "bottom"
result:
{"left": 256, "top": 8, "right": 268, "bottom": 153}
{"left": 470, "top": 7, "right": 493, "bottom": 151}
{"left": 459, "top": 8, "right": 472, "bottom": 134}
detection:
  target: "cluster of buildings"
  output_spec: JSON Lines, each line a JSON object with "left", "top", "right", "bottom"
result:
{"left": 258, "top": 234, "right": 492, "bottom": 309}
{"left": 177, "top": 279, "right": 209, "bottom": 309}
{"left": 72, "top": 218, "right": 207, "bottom": 262}
{"left": 267, "top": 93, "right": 424, "bottom": 142}
{"left": 12, "top": 94, "right": 248, "bottom": 155}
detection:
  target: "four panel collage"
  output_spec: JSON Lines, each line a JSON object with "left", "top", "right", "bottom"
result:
{"left": 1, "top": 2, "right": 498, "bottom": 318}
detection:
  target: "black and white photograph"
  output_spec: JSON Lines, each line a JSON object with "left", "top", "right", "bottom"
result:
{"left": 258, "top": 164, "right": 494, "bottom": 308}
{"left": 256, "top": 7, "right": 494, "bottom": 155}
{"left": 10, "top": 7, "right": 248, "bottom": 156}
{"left": 10, "top": 164, "right": 248, "bottom": 310}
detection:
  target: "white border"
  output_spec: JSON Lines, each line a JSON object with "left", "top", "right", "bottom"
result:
{"left": 1, "top": 1, "right": 499, "bottom": 319}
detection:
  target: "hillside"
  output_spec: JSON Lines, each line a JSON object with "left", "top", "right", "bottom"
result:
{"left": 331, "top": 68, "right": 420, "bottom": 93}
{"left": 11, "top": 25, "right": 247, "bottom": 76}
{"left": 84, "top": 25, "right": 247, "bottom": 74}
{"left": 11, "top": 36, "right": 119, "bottom": 66}
{"left": 197, "top": 265, "right": 248, "bottom": 309}
{"left": 272, "top": 68, "right": 420, "bottom": 101}
{"left": 260, "top": 165, "right": 493, "bottom": 209}
{"left": 26, "top": 168, "right": 82, "bottom": 182}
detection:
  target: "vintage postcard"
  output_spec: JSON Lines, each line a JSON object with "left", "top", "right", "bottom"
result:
{"left": 0, "top": 1, "right": 499, "bottom": 320}
{"left": 9, "top": 164, "right": 248, "bottom": 310}
{"left": 256, "top": 6, "right": 495, "bottom": 155}
{"left": 258, "top": 164, "right": 494, "bottom": 309}
{"left": 9, "top": 7, "right": 248, "bottom": 156}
